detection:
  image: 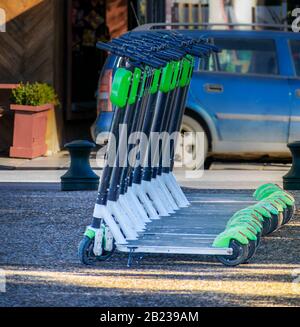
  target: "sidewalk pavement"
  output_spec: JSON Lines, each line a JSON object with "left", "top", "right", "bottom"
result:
{"left": 0, "top": 168, "right": 288, "bottom": 189}
{"left": 0, "top": 151, "right": 102, "bottom": 170}
{"left": 0, "top": 152, "right": 291, "bottom": 189}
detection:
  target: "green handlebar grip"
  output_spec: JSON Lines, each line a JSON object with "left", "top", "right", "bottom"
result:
{"left": 110, "top": 68, "right": 132, "bottom": 108}
{"left": 128, "top": 67, "right": 142, "bottom": 105}
{"left": 178, "top": 57, "right": 191, "bottom": 88}
{"left": 170, "top": 61, "right": 181, "bottom": 91}
{"left": 160, "top": 62, "right": 175, "bottom": 93}
{"left": 138, "top": 70, "right": 147, "bottom": 99}
{"left": 149, "top": 69, "right": 162, "bottom": 94}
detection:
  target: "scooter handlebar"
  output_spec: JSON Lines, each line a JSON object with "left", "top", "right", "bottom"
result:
{"left": 97, "top": 42, "right": 165, "bottom": 68}
{"left": 110, "top": 38, "right": 184, "bottom": 61}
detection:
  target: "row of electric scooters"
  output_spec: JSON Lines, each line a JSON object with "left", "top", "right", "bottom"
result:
{"left": 78, "top": 31, "right": 220, "bottom": 265}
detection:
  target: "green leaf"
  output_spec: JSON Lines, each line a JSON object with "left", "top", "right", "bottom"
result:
{"left": 11, "top": 82, "right": 60, "bottom": 107}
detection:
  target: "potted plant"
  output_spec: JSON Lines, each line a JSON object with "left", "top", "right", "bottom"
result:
{"left": 9, "top": 82, "right": 59, "bottom": 159}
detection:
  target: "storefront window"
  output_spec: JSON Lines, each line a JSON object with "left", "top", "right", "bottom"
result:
{"left": 71, "top": 0, "right": 109, "bottom": 114}
{"left": 167, "top": 0, "right": 209, "bottom": 26}
{"left": 164, "top": 0, "right": 285, "bottom": 28}
{"left": 137, "top": 0, "right": 147, "bottom": 25}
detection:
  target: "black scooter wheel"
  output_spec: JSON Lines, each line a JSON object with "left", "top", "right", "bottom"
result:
{"left": 256, "top": 232, "right": 262, "bottom": 247}
{"left": 217, "top": 240, "right": 249, "bottom": 267}
{"left": 78, "top": 236, "right": 115, "bottom": 265}
{"left": 283, "top": 204, "right": 295, "bottom": 224}
{"left": 262, "top": 218, "right": 272, "bottom": 236}
{"left": 282, "top": 209, "right": 289, "bottom": 225}
{"left": 268, "top": 213, "right": 279, "bottom": 234}
{"left": 243, "top": 240, "right": 257, "bottom": 264}
{"left": 278, "top": 212, "right": 284, "bottom": 227}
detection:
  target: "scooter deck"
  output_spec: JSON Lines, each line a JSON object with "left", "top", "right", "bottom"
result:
{"left": 117, "top": 191, "right": 256, "bottom": 256}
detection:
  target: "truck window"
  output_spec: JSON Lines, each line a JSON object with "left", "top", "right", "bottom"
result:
{"left": 199, "top": 55, "right": 216, "bottom": 72}
{"left": 290, "top": 40, "right": 300, "bottom": 77}
{"left": 201, "top": 38, "right": 278, "bottom": 76}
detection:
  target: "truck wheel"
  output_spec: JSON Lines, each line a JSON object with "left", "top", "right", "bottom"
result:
{"left": 175, "top": 114, "right": 208, "bottom": 170}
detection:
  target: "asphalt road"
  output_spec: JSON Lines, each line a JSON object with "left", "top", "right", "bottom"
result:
{"left": 0, "top": 183, "right": 300, "bottom": 307}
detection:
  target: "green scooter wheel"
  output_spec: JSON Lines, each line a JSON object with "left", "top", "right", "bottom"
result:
{"left": 217, "top": 240, "right": 249, "bottom": 267}
{"left": 78, "top": 236, "right": 115, "bottom": 265}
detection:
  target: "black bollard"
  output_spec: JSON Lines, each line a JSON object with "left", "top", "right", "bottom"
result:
{"left": 283, "top": 141, "right": 300, "bottom": 190}
{"left": 61, "top": 140, "right": 99, "bottom": 191}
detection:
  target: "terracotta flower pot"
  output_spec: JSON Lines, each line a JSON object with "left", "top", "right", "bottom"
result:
{"left": 9, "top": 104, "right": 53, "bottom": 159}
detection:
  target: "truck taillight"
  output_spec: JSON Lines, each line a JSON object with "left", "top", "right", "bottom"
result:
{"left": 97, "top": 69, "right": 113, "bottom": 115}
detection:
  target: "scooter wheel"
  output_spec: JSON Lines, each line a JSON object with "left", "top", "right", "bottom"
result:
{"left": 262, "top": 218, "right": 272, "bottom": 236}
{"left": 256, "top": 232, "right": 262, "bottom": 247}
{"left": 282, "top": 209, "right": 288, "bottom": 225}
{"left": 78, "top": 236, "right": 115, "bottom": 265}
{"left": 283, "top": 204, "right": 295, "bottom": 224}
{"left": 217, "top": 240, "right": 249, "bottom": 267}
{"left": 268, "top": 213, "right": 279, "bottom": 234}
{"left": 243, "top": 240, "right": 257, "bottom": 264}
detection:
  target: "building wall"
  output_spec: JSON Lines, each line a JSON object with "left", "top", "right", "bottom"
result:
{"left": 0, "top": 0, "right": 56, "bottom": 84}
{"left": 106, "top": 0, "right": 128, "bottom": 38}
{"left": 0, "top": 0, "right": 129, "bottom": 153}
{"left": 0, "top": 0, "right": 64, "bottom": 153}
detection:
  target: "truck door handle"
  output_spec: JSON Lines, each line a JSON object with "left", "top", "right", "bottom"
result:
{"left": 295, "top": 89, "right": 300, "bottom": 98}
{"left": 204, "top": 84, "right": 223, "bottom": 93}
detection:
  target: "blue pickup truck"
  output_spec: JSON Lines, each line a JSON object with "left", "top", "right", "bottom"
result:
{"left": 92, "top": 24, "right": 300, "bottom": 167}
